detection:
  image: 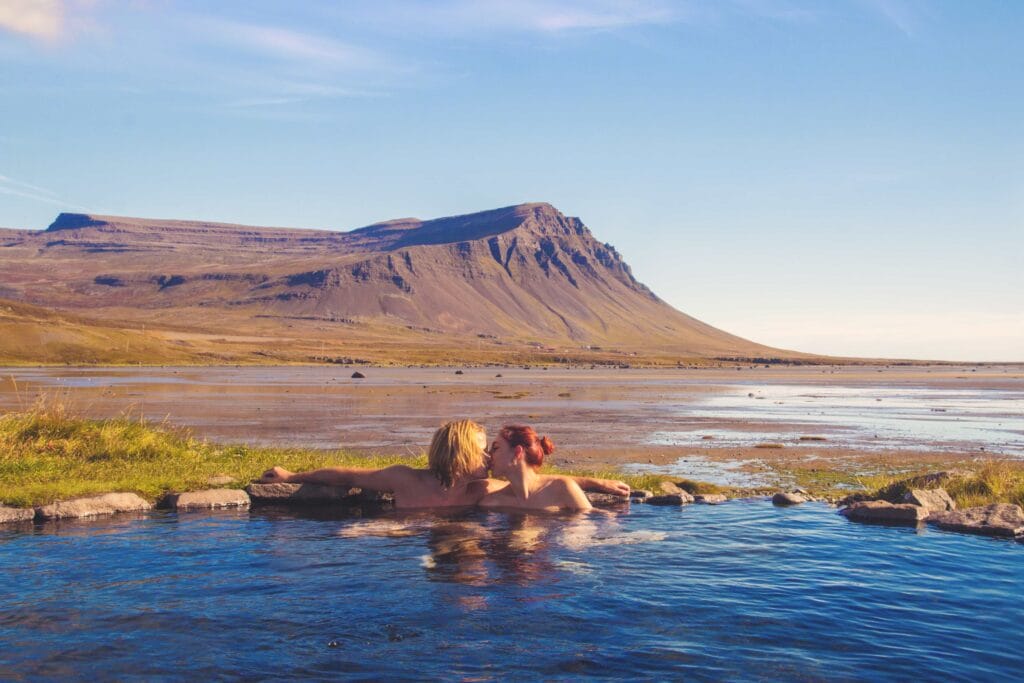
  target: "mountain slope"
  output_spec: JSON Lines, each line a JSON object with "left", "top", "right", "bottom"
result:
{"left": 0, "top": 203, "right": 801, "bottom": 362}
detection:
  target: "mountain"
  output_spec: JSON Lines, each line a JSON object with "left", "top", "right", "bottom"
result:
{"left": 0, "top": 203, "right": 802, "bottom": 364}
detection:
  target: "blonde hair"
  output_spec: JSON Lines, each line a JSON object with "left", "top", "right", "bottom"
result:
{"left": 428, "top": 419, "right": 486, "bottom": 489}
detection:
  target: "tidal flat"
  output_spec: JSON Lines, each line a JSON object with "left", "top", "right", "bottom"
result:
{"left": 1, "top": 364, "right": 1021, "bottom": 492}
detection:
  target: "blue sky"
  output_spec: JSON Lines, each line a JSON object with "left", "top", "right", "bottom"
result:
{"left": 1, "top": 0, "right": 1021, "bottom": 361}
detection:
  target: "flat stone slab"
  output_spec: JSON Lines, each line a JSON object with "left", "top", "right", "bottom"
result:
{"left": 646, "top": 492, "right": 694, "bottom": 506}
{"left": 0, "top": 505, "right": 35, "bottom": 524}
{"left": 694, "top": 494, "right": 727, "bottom": 505}
{"left": 167, "top": 489, "right": 250, "bottom": 511}
{"left": 772, "top": 492, "right": 807, "bottom": 506}
{"left": 841, "top": 500, "right": 928, "bottom": 525}
{"left": 929, "top": 504, "right": 1024, "bottom": 539}
{"left": 35, "top": 492, "right": 152, "bottom": 520}
{"left": 903, "top": 488, "right": 956, "bottom": 514}
{"left": 246, "top": 483, "right": 392, "bottom": 506}
{"left": 586, "top": 492, "right": 630, "bottom": 507}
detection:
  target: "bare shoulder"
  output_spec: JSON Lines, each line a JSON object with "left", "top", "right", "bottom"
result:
{"left": 541, "top": 477, "right": 591, "bottom": 510}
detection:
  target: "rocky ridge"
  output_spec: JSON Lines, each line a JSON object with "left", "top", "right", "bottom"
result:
{"left": 0, "top": 202, "right": 792, "bottom": 357}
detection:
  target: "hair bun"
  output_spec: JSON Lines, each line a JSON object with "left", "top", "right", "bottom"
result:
{"left": 539, "top": 435, "right": 555, "bottom": 456}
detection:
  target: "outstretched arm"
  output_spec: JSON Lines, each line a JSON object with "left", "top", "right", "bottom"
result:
{"left": 560, "top": 475, "right": 630, "bottom": 496}
{"left": 259, "top": 465, "right": 414, "bottom": 492}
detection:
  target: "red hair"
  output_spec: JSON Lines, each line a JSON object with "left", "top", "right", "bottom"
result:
{"left": 499, "top": 424, "right": 555, "bottom": 469}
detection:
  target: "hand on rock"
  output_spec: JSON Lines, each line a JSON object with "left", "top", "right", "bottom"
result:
{"left": 598, "top": 478, "right": 631, "bottom": 496}
{"left": 260, "top": 466, "right": 293, "bottom": 483}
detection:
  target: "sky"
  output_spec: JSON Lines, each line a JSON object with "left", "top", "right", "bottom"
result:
{"left": 1, "top": 0, "right": 1021, "bottom": 361}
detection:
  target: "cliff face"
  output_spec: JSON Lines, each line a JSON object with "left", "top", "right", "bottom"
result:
{"left": 0, "top": 203, "right": 780, "bottom": 356}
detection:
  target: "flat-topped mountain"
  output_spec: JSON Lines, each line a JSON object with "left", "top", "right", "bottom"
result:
{"left": 0, "top": 203, "right": 799, "bottom": 364}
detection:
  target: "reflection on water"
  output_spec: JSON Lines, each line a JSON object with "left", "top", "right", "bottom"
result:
{"left": 1, "top": 503, "right": 1021, "bottom": 680}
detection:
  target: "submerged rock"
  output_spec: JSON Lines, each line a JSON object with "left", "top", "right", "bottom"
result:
{"left": 647, "top": 492, "right": 694, "bottom": 506}
{"left": 35, "top": 492, "right": 152, "bottom": 520}
{"left": 841, "top": 500, "right": 928, "bottom": 525}
{"left": 166, "top": 489, "right": 251, "bottom": 511}
{"left": 772, "top": 492, "right": 807, "bottom": 506}
{"left": 586, "top": 492, "right": 630, "bottom": 507}
{"left": 902, "top": 488, "right": 956, "bottom": 514}
{"left": 694, "top": 494, "right": 727, "bottom": 505}
{"left": 0, "top": 505, "right": 35, "bottom": 524}
{"left": 929, "top": 504, "right": 1024, "bottom": 539}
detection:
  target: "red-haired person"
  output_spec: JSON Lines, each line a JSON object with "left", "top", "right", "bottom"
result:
{"left": 480, "top": 425, "right": 592, "bottom": 512}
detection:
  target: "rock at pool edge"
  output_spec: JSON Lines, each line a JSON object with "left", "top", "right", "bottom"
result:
{"left": 0, "top": 505, "right": 35, "bottom": 524}
{"left": 841, "top": 500, "right": 928, "bottom": 525}
{"left": 929, "top": 504, "right": 1024, "bottom": 539}
{"left": 35, "top": 492, "right": 152, "bottom": 520}
{"left": 166, "top": 489, "right": 251, "bottom": 511}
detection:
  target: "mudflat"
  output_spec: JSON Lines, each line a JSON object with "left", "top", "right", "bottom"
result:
{"left": 2, "top": 364, "right": 1021, "bottom": 487}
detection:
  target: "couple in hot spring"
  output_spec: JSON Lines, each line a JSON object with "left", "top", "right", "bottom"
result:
{"left": 261, "top": 420, "right": 629, "bottom": 512}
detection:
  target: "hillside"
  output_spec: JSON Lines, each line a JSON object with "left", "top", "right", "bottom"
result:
{"left": 0, "top": 203, "right": 807, "bottom": 365}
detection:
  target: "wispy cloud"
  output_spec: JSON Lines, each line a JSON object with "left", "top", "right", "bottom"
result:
{"left": 0, "top": 0, "right": 63, "bottom": 40}
{"left": 0, "top": 174, "right": 87, "bottom": 210}
{"left": 186, "top": 16, "right": 388, "bottom": 72}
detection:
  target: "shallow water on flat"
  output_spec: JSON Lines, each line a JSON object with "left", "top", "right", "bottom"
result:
{"left": 1, "top": 502, "right": 1021, "bottom": 680}
{"left": 1, "top": 367, "right": 1021, "bottom": 458}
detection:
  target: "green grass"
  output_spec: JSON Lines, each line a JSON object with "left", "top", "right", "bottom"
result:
{"left": 856, "top": 462, "right": 1024, "bottom": 509}
{"left": 0, "top": 402, "right": 424, "bottom": 507}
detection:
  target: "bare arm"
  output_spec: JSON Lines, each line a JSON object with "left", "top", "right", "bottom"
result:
{"left": 259, "top": 465, "right": 415, "bottom": 492}
{"left": 550, "top": 474, "right": 630, "bottom": 497}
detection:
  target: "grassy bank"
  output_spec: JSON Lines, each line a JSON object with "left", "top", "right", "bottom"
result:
{"left": 0, "top": 404, "right": 681, "bottom": 508}
{"left": 3, "top": 404, "right": 1021, "bottom": 509}
{"left": 0, "top": 404, "right": 422, "bottom": 507}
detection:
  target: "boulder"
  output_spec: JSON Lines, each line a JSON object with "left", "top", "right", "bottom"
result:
{"left": 772, "top": 492, "right": 807, "bottom": 506}
{"left": 902, "top": 488, "right": 955, "bottom": 514}
{"left": 629, "top": 490, "right": 653, "bottom": 502}
{"left": 586, "top": 492, "right": 630, "bottom": 507}
{"left": 166, "top": 489, "right": 250, "bottom": 511}
{"left": 657, "top": 481, "right": 685, "bottom": 495}
{"left": 0, "top": 505, "right": 35, "bottom": 524}
{"left": 35, "top": 492, "right": 152, "bottom": 520}
{"left": 646, "top": 492, "right": 695, "bottom": 506}
{"left": 246, "top": 482, "right": 362, "bottom": 504}
{"left": 929, "top": 504, "right": 1024, "bottom": 539}
{"left": 841, "top": 500, "right": 928, "bottom": 525}
{"left": 694, "top": 494, "right": 727, "bottom": 505}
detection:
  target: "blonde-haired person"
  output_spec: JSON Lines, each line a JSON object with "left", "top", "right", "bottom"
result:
{"left": 260, "top": 419, "right": 627, "bottom": 509}
{"left": 479, "top": 425, "right": 592, "bottom": 512}
{"left": 261, "top": 419, "right": 492, "bottom": 508}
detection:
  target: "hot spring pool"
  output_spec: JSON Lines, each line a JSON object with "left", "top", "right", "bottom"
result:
{"left": 1, "top": 501, "right": 1021, "bottom": 680}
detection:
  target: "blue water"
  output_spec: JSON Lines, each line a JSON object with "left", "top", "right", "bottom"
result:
{"left": 1, "top": 501, "right": 1021, "bottom": 680}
